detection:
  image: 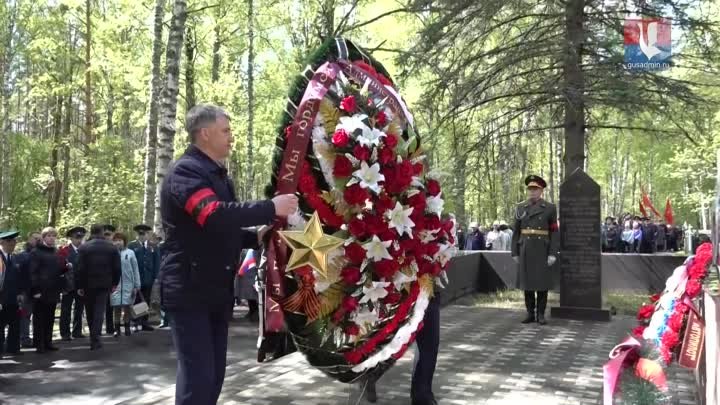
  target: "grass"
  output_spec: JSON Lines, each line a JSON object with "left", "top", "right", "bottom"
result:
{"left": 472, "top": 289, "right": 650, "bottom": 316}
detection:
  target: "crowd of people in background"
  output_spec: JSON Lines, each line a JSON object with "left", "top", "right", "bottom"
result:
{"left": 456, "top": 221, "right": 514, "bottom": 251}
{"left": 602, "top": 214, "right": 683, "bottom": 253}
{"left": 0, "top": 224, "right": 165, "bottom": 357}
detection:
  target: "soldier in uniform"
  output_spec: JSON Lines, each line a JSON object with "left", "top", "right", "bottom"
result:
{"left": 511, "top": 175, "right": 559, "bottom": 325}
{"left": 58, "top": 226, "right": 86, "bottom": 340}
{"left": 159, "top": 104, "right": 298, "bottom": 405}
{"left": 1, "top": 230, "right": 23, "bottom": 358}
{"left": 128, "top": 224, "right": 158, "bottom": 331}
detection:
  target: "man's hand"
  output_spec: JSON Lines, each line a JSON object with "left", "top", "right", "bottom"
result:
{"left": 272, "top": 194, "right": 299, "bottom": 217}
{"left": 33, "top": 293, "right": 41, "bottom": 299}
{"left": 77, "top": 289, "right": 85, "bottom": 297}
{"left": 512, "top": 256, "right": 519, "bottom": 263}
{"left": 547, "top": 255, "right": 557, "bottom": 266}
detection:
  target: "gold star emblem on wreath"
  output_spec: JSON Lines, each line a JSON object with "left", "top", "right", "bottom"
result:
{"left": 278, "top": 211, "right": 346, "bottom": 278}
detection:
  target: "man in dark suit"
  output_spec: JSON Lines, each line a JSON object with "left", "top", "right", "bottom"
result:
{"left": 0, "top": 230, "right": 23, "bottom": 358}
{"left": 58, "top": 226, "right": 86, "bottom": 340}
{"left": 102, "top": 224, "right": 117, "bottom": 335}
{"left": 159, "top": 104, "right": 298, "bottom": 405}
{"left": 76, "top": 224, "right": 121, "bottom": 350}
{"left": 14, "top": 231, "right": 40, "bottom": 348}
{"left": 128, "top": 224, "right": 158, "bottom": 331}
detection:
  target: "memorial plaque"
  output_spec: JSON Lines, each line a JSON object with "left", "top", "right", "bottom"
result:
{"left": 551, "top": 169, "right": 611, "bottom": 321}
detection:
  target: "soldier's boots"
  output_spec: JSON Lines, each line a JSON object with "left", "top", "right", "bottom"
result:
{"left": 521, "top": 313, "right": 536, "bottom": 324}
{"left": 537, "top": 313, "right": 547, "bottom": 325}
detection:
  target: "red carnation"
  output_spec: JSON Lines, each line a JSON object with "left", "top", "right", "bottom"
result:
{"left": 686, "top": 278, "right": 702, "bottom": 297}
{"left": 407, "top": 192, "right": 427, "bottom": 213}
{"left": 284, "top": 125, "right": 294, "bottom": 139}
{"left": 426, "top": 179, "right": 441, "bottom": 196}
{"left": 333, "top": 155, "right": 353, "bottom": 178}
{"left": 348, "top": 218, "right": 367, "bottom": 238}
{"left": 332, "top": 309, "right": 345, "bottom": 324}
{"left": 344, "top": 350, "right": 363, "bottom": 364}
{"left": 667, "top": 311, "right": 685, "bottom": 332}
{"left": 637, "top": 304, "right": 656, "bottom": 320}
{"left": 353, "top": 145, "right": 371, "bottom": 162}
{"left": 340, "top": 96, "right": 357, "bottom": 113}
{"left": 345, "top": 242, "right": 367, "bottom": 265}
{"left": 332, "top": 129, "right": 350, "bottom": 148}
{"left": 410, "top": 211, "right": 426, "bottom": 233}
{"left": 413, "top": 162, "right": 424, "bottom": 176}
{"left": 384, "top": 133, "right": 398, "bottom": 149}
{"left": 374, "top": 259, "right": 400, "bottom": 279}
{"left": 650, "top": 293, "right": 661, "bottom": 303}
{"left": 342, "top": 296, "right": 359, "bottom": 313}
{"left": 400, "top": 238, "right": 420, "bottom": 255}
{"left": 376, "top": 111, "right": 388, "bottom": 128}
{"left": 661, "top": 330, "right": 680, "bottom": 350}
{"left": 354, "top": 61, "right": 378, "bottom": 77}
{"left": 675, "top": 302, "right": 690, "bottom": 314}
{"left": 379, "top": 147, "right": 395, "bottom": 165}
{"left": 345, "top": 324, "right": 360, "bottom": 336}
{"left": 380, "top": 230, "right": 397, "bottom": 242}
{"left": 632, "top": 325, "right": 646, "bottom": 337}
{"left": 344, "top": 184, "right": 370, "bottom": 206}
{"left": 365, "top": 214, "right": 389, "bottom": 235}
{"left": 341, "top": 266, "right": 362, "bottom": 285}
{"left": 424, "top": 242, "right": 440, "bottom": 257}
{"left": 383, "top": 291, "right": 402, "bottom": 305}
{"left": 425, "top": 215, "right": 441, "bottom": 232}
{"left": 376, "top": 194, "right": 395, "bottom": 213}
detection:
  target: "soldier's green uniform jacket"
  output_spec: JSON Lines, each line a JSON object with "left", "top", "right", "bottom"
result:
{"left": 511, "top": 198, "right": 560, "bottom": 291}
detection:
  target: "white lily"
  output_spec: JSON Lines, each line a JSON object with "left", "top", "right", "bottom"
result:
{"left": 338, "top": 114, "right": 371, "bottom": 139}
{"left": 434, "top": 243, "right": 455, "bottom": 267}
{"left": 353, "top": 161, "right": 385, "bottom": 193}
{"left": 426, "top": 192, "right": 445, "bottom": 218}
{"left": 419, "top": 228, "right": 441, "bottom": 244}
{"left": 364, "top": 235, "right": 393, "bottom": 262}
{"left": 386, "top": 202, "right": 415, "bottom": 238}
{"left": 393, "top": 271, "right": 417, "bottom": 291}
{"left": 353, "top": 307, "right": 379, "bottom": 325}
{"left": 313, "top": 270, "right": 331, "bottom": 294}
{"left": 357, "top": 128, "right": 386, "bottom": 148}
{"left": 359, "top": 281, "right": 390, "bottom": 304}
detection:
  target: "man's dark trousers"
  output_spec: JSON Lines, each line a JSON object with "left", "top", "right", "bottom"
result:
{"left": 0, "top": 305, "right": 21, "bottom": 355}
{"left": 59, "top": 292, "right": 84, "bottom": 338}
{"left": 411, "top": 294, "right": 440, "bottom": 405}
{"left": 169, "top": 309, "right": 229, "bottom": 405}
{"left": 85, "top": 289, "right": 109, "bottom": 345}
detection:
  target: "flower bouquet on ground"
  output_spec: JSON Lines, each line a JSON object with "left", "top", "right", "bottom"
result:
{"left": 259, "top": 37, "right": 456, "bottom": 383}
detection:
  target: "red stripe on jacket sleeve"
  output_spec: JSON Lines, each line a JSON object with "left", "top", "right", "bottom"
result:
{"left": 184, "top": 188, "right": 216, "bottom": 215}
{"left": 197, "top": 201, "right": 221, "bottom": 226}
{"left": 550, "top": 221, "right": 559, "bottom": 232}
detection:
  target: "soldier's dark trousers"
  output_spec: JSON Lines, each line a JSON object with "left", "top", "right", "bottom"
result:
{"left": 59, "top": 292, "right": 84, "bottom": 338}
{"left": 170, "top": 309, "right": 229, "bottom": 405}
{"left": 524, "top": 291, "right": 548, "bottom": 316}
{"left": 104, "top": 295, "right": 114, "bottom": 334}
{"left": 0, "top": 305, "right": 21, "bottom": 355}
{"left": 411, "top": 294, "right": 440, "bottom": 405}
{"left": 32, "top": 300, "right": 56, "bottom": 350}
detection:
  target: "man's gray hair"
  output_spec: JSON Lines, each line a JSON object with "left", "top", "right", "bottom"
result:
{"left": 185, "top": 104, "right": 231, "bottom": 143}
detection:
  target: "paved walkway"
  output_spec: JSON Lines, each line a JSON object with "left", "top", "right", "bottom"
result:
{"left": 0, "top": 304, "right": 697, "bottom": 405}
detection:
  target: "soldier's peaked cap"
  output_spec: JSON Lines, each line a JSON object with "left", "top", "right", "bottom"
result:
{"left": 66, "top": 226, "right": 87, "bottom": 238}
{"left": 0, "top": 230, "right": 20, "bottom": 240}
{"left": 133, "top": 224, "right": 152, "bottom": 233}
{"left": 525, "top": 175, "right": 547, "bottom": 189}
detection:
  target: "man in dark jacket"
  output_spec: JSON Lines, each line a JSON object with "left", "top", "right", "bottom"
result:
{"left": 128, "top": 224, "right": 158, "bottom": 331}
{"left": 159, "top": 104, "right": 298, "bottom": 405}
{"left": 1, "top": 230, "right": 23, "bottom": 358}
{"left": 14, "top": 231, "right": 39, "bottom": 348}
{"left": 512, "top": 175, "right": 559, "bottom": 325}
{"left": 76, "top": 224, "right": 121, "bottom": 350}
{"left": 58, "top": 226, "right": 86, "bottom": 340}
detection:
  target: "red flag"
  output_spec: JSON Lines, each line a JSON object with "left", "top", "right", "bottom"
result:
{"left": 639, "top": 200, "right": 649, "bottom": 218}
{"left": 664, "top": 198, "right": 674, "bottom": 225}
{"left": 641, "top": 187, "right": 661, "bottom": 218}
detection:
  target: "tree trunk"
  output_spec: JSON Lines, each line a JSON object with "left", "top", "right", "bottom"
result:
{"left": 84, "top": 0, "right": 93, "bottom": 146}
{"left": 153, "top": 0, "right": 188, "bottom": 233}
{"left": 120, "top": 90, "right": 130, "bottom": 138}
{"left": 245, "top": 0, "right": 255, "bottom": 199}
{"left": 0, "top": 2, "right": 16, "bottom": 215}
{"left": 47, "top": 96, "right": 63, "bottom": 226}
{"left": 211, "top": 24, "right": 221, "bottom": 83}
{"left": 142, "top": 0, "right": 166, "bottom": 227}
{"left": 548, "top": 130, "right": 555, "bottom": 203}
{"left": 562, "top": 0, "right": 586, "bottom": 179}
{"left": 184, "top": 24, "right": 196, "bottom": 110}
{"left": 105, "top": 74, "right": 114, "bottom": 136}
{"left": 61, "top": 95, "right": 72, "bottom": 208}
